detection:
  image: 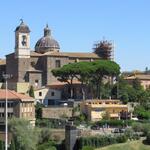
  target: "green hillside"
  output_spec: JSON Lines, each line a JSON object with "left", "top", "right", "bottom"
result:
{"left": 96, "top": 140, "right": 150, "bottom": 150}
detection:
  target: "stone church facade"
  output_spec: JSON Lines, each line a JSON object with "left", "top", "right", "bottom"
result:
{"left": 3, "top": 21, "right": 100, "bottom": 94}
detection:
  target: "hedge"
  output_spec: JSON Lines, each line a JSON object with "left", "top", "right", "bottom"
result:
{"left": 96, "top": 120, "right": 134, "bottom": 127}
{"left": 76, "top": 135, "right": 128, "bottom": 150}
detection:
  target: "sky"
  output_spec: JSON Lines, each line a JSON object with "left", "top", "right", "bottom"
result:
{"left": 0, "top": 0, "right": 150, "bottom": 71}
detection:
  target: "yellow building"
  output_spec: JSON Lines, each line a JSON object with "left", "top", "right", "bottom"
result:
{"left": 80, "top": 99, "right": 128, "bottom": 121}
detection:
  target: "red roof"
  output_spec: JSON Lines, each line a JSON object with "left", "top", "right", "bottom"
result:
{"left": 47, "top": 80, "right": 81, "bottom": 89}
{"left": 0, "top": 89, "right": 34, "bottom": 102}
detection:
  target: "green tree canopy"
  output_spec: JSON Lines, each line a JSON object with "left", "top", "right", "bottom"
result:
{"left": 9, "top": 118, "right": 39, "bottom": 150}
{"left": 29, "top": 85, "right": 35, "bottom": 98}
{"left": 52, "top": 60, "right": 120, "bottom": 99}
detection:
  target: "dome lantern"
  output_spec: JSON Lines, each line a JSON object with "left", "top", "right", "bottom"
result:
{"left": 35, "top": 25, "right": 60, "bottom": 53}
{"left": 44, "top": 24, "right": 51, "bottom": 37}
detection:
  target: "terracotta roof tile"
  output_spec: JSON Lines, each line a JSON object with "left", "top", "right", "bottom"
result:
{"left": 46, "top": 80, "right": 81, "bottom": 89}
{"left": 0, "top": 89, "right": 34, "bottom": 102}
{"left": 0, "top": 59, "right": 6, "bottom": 65}
{"left": 30, "top": 51, "right": 100, "bottom": 58}
{"left": 125, "top": 74, "right": 150, "bottom": 80}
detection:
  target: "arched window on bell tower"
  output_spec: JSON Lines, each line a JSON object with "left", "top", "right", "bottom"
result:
{"left": 15, "top": 20, "right": 31, "bottom": 58}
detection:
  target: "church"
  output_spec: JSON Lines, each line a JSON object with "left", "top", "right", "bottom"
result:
{"left": 0, "top": 20, "right": 101, "bottom": 96}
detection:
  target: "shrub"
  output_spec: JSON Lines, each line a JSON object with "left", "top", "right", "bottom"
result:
{"left": 0, "top": 140, "right": 4, "bottom": 150}
{"left": 97, "top": 120, "right": 133, "bottom": 128}
{"left": 125, "top": 128, "right": 134, "bottom": 140}
{"left": 116, "top": 135, "right": 127, "bottom": 143}
{"left": 37, "top": 141, "right": 56, "bottom": 150}
{"left": 77, "top": 134, "right": 127, "bottom": 149}
{"left": 132, "top": 122, "right": 143, "bottom": 132}
{"left": 82, "top": 146, "right": 94, "bottom": 150}
{"left": 146, "top": 132, "right": 150, "bottom": 144}
{"left": 132, "top": 133, "right": 140, "bottom": 140}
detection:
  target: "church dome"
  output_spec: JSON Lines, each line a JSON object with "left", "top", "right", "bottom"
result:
{"left": 15, "top": 19, "right": 30, "bottom": 33}
{"left": 35, "top": 25, "right": 60, "bottom": 53}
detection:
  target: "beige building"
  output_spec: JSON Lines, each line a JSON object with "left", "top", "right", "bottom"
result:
{"left": 125, "top": 74, "right": 150, "bottom": 90}
{"left": 0, "top": 89, "right": 35, "bottom": 126}
{"left": 80, "top": 99, "right": 128, "bottom": 121}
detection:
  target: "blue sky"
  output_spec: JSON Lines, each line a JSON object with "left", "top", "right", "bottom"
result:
{"left": 0, "top": 0, "right": 150, "bottom": 71}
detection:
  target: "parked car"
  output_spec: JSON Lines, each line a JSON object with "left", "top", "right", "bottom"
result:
{"left": 113, "top": 128, "right": 125, "bottom": 133}
{"left": 91, "top": 125, "right": 100, "bottom": 130}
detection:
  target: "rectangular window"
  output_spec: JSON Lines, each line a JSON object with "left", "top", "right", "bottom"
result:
{"left": 1, "top": 113, "right": 5, "bottom": 117}
{"left": 1, "top": 103, "right": 5, "bottom": 108}
{"left": 35, "top": 80, "right": 39, "bottom": 83}
{"left": 55, "top": 60, "right": 61, "bottom": 68}
{"left": 51, "top": 92, "right": 55, "bottom": 96}
{"left": 35, "top": 80, "right": 39, "bottom": 86}
{"left": 8, "top": 102, "right": 13, "bottom": 108}
{"left": 39, "top": 92, "right": 42, "bottom": 96}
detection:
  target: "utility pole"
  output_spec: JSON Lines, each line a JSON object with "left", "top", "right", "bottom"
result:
{"left": 3, "top": 74, "right": 12, "bottom": 150}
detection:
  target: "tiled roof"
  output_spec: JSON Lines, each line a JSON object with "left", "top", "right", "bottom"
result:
{"left": 30, "top": 51, "right": 100, "bottom": 58}
{"left": 125, "top": 74, "right": 150, "bottom": 80}
{"left": 0, "top": 59, "right": 6, "bottom": 65}
{"left": 0, "top": 89, "right": 34, "bottom": 102}
{"left": 46, "top": 80, "right": 81, "bottom": 90}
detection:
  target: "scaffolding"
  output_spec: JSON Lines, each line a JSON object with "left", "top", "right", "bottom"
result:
{"left": 93, "top": 40, "right": 114, "bottom": 60}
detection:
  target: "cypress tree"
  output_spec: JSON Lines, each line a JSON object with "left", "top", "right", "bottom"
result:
{"left": 29, "top": 85, "right": 35, "bottom": 98}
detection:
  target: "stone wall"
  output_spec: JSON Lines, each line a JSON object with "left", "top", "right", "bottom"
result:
{"left": 47, "top": 56, "right": 69, "bottom": 85}
{"left": 6, "top": 53, "right": 18, "bottom": 82}
{"left": 42, "top": 107, "right": 73, "bottom": 119}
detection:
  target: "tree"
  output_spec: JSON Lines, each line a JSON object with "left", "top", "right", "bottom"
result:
{"left": 35, "top": 102, "right": 44, "bottom": 119}
{"left": 0, "top": 140, "right": 4, "bottom": 150}
{"left": 71, "top": 62, "right": 94, "bottom": 100}
{"left": 29, "top": 85, "right": 35, "bottom": 98}
{"left": 146, "top": 132, "right": 150, "bottom": 144}
{"left": 38, "top": 128, "right": 52, "bottom": 144}
{"left": 52, "top": 63, "right": 77, "bottom": 98}
{"left": 9, "top": 138, "right": 16, "bottom": 150}
{"left": 52, "top": 60, "right": 120, "bottom": 100}
{"left": 9, "top": 118, "right": 39, "bottom": 150}
{"left": 90, "top": 60, "right": 120, "bottom": 99}
{"left": 132, "top": 78, "right": 142, "bottom": 91}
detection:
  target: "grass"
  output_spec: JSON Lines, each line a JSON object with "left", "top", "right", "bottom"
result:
{"left": 95, "top": 140, "right": 150, "bottom": 150}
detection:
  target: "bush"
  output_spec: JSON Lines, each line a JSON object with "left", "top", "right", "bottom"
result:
{"left": 77, "top": 134, "right": 127, "bottom": 150}
{"left": 37, "top": 141, "right": 56, "bottom": 150}
{"left": 0, "top": 140, "right": 4, "bottom": 150}
{"left": 116, "top": 135, "right": 127, "bottom": 143}
{"left": 146, "top": 132, "right": 150, "bottom": 144}
{"left": 132, "top": 122, "right": 143, "bottom": 132}
{"left": 125, "top": 128, "right": 134, "bottom": 140}
{"left": 132, "top": 133, "right": 140, "bottom": 140}
{"left": 132, "top": 122, "right": 150, "bottom": 137}
{"left": 82, "top": 146, "right": 94, "bottom": 150}
{"left": 97, "top": 120, "right": 133, "bottom": 128}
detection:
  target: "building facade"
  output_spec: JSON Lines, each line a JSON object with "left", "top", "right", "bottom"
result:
{"left": 125, "top": 74, "right": 150, "bottom": 90}
{"left": 0, "top": 89, "right": 35, "bottom": 126}
{"left": 3, "top": 20, "right": 100, "bottom": 94}
{"left": 80, "top": 99, "right": 128, "bottom": 121}
{"left": 34, "top": 87, "right": 61, "bottom": 105}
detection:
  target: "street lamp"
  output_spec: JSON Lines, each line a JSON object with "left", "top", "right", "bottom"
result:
{"left": 3, "top": 74, "right": 12, "bottom": 150}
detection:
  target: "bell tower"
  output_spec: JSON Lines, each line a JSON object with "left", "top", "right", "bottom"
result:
{"left": 15, "top": 19, "right": 30, "bottom": 58}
